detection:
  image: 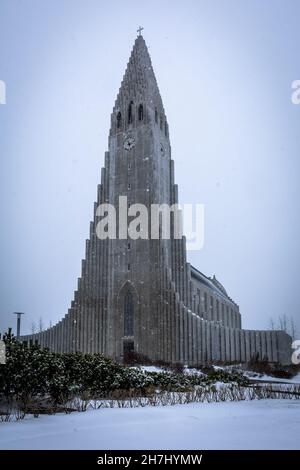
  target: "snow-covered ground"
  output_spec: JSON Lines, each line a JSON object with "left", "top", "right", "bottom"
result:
{"left": 0, "top": 400, "right": 299, "bottom": 450}
{"left": 137, "top": 365, "right": 300, "bottom": 385}
{"left": 207, "top": 365, "right": 300, "bottom": 385}
{"left": 245, "top": 372, "right": 300, "bottom": 384}
{"left": 134, "top": 365, "right": 163, "bottom": 373}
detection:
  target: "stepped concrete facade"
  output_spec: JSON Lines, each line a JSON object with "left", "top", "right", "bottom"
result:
{"left": 20, "top": 35, "right": 291, "bottom": 365}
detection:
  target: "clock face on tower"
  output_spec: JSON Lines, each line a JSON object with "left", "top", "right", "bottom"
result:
{"left": 124, "top": 136, "right": 136, "bottom": 151}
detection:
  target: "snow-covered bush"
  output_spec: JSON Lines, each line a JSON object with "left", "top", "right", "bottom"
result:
{"left": 0, "top": 330, "right": 249, "bottom": 413}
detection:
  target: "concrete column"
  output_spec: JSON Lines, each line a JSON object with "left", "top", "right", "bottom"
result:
{"left": 216, "top": 324, "right": 222, "bottom": 362}
{"left": 83, "top": 305, "right": 88, "bottom": 354}
{"left": 188, "top": 312, "right": 193, "bottom": 364}
{"left": 179, "top": 304, "right": 183, "bottom": 363}
{"left": 72, "top": 311, "right": 77, "bottom": 353}
{"left": 56, "top": 325, "right": 59, "bottom": 352}
{"left": 245, "top": 330, "right": 251, "bottom": 362}
{"left": 43, "top": 330, "right": 48, "bottom": 350}
{"left": 240, "top": 330, "right": 246, "bottom": 363}
{"left": 40, "top": 331, "right": 44, "bottom": 349}
{"left": 210, "top": 296, "right": 214, "bottom": 322}
{"left": 170, "top": 291, "right": 175, "bottom": 364}
{"left": 184, "top": 308, "right": 189, "bottom": 363}
{"left": 228, "top": 309, "right": 231, "bottom": 329}
{"left": 211, "top": 324, "right": 217, "bottom": 362}
{"left": 59, "top": 319, "right": 63, "bottom": 352}
{"left": 230, "top": 329, "right": 235, "bottom": 362}
{"left": 197, "top": 318, "right": 201, "bottom": 365}
{"left": 67, "top": 314, "right": 72, "bottom": 353}
{"left": 254, "top": 331, "right": 261, "bottom": 360}
{"left": 206, "top": 322, "right": 212, "bottom": 363}
{"left": 260, "top": 331, "right": 267, "bottom": 360}
{"left": 55, "top": 322, "right": 60, "bottom": 353}
{"left": 48, "top": 328, "right": 51, "bottom": 352}
{"left": 174, "top": 300, "right": 179, "bottom": 362}
{"left": 266, "top": 331, "right": 272, "bottom": 362}
{"left": 58, "top": 320, "right": 62, "bottom": 353}
{"left": 235, "top": 329, "right": 241, "bottom": 362}
{"left": 191, "top": 315, "right": 196, "bottom": 365}
{"left": 55, "top": 322, "right": 60, "bottom": 352}
{"left": 62, "top": 317, "right": 67, "bottom": 353}
{"left": 250, "top": 331, "right": 256, "bottom": 358}
{"left": 72, "top": 308, "right": 78, "bottom": 353}
{"left": 212, "top": 324, "right": 220, "bottom": 362}
{"left": 201, "top": 320, "right": 206, "bottom": 363}
{"left": 88, "top": 307, "right": 93, "bottom": 354}
{"left": 225, "top": 327, "right": 230, "bottom": 362}
{"left": 79, "top": 278, "right": 85, "bottom": 352}
{"left": 220, "top": 326, "right": 226, "bottom": 363}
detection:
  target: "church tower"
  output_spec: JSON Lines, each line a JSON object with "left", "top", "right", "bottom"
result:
{"left": 105, "top": 33, "right": 174, "bottom": 360}
{"left": 21, "top": 33, "right": 291, "bottom": 366}
{"left": 104, "top": 33, "right": 194, "bottom": 361}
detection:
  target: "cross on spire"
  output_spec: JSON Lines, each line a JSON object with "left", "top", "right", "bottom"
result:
{"left": 137, "top": 26, "right": 144, "bottom": 36}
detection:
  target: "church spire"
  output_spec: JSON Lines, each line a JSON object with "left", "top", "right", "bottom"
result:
{"left": 110, "top": 33, "right": 167, "bottom": 137}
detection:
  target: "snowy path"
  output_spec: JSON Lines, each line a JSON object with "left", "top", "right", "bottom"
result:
{"left": 0, "top": 400, "right": 299, "bottom": 450}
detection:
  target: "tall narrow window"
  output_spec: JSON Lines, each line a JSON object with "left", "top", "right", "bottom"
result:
{"left": 124, "top": 290, "right": 134, "bottom": 336}
{"left": 155, "top": 108, "right": 158, "bottom": 123}
{"left": 128, "top": 101, "right": 134, "bottom": 124}
{"left": 116, "top": 111, "right": 122, "bottom": 129}
{"left": 160, "top": 115, "right": 163, "bottom": 130}
{"left": 138, "top": 104, "right": 144, "bottom": 121}
{"left": 164, "top": 121, "right": 168, "bottom": 137}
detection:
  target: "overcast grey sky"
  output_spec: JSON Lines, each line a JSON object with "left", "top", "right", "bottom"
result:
{"left": 0, "top": 0, "right": 299, "bottom": 337}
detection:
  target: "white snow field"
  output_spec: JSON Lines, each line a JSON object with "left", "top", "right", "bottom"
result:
{"left": 0, "top": 399, "right": 299, "bottom": 450}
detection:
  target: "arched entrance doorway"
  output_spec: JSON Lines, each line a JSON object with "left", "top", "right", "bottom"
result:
{"left": 117, "top": 282, "right": 139, "bottom": 361}
{"left": 123, "top": 290, "right": 134, "bottom": 359}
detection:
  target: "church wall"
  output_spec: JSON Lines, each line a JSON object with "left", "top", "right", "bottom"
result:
{"left": 190, "top": 276, "right": 240, "bottom": 330}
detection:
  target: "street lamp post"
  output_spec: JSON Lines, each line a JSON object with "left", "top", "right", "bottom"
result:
{"left": 12, "top": 312, "right": 25, "bottom": 339}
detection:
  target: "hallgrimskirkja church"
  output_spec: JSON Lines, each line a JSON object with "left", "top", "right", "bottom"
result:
{"left": 20, "top": 34, "right": 291, "bottom": 365}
